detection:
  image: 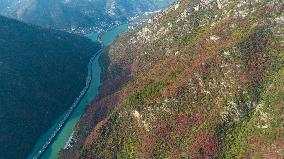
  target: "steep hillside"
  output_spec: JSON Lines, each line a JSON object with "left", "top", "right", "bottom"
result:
{"left": 61, "top": 0, "right": 283, "bottom": 158}
{"left": 0, "top": 0, "right": 174, "bottom": 34}
{"left": 0, "top": 16, "right": 101, "bottom": 159}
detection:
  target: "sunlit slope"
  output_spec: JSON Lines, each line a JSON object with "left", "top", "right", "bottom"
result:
{"left": 61, "top": 0, "right": 284, "bottom": 158}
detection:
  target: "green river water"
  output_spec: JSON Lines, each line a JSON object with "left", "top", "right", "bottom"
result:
{"left": 27, "top": 24, "right": 128, "bottom": 159}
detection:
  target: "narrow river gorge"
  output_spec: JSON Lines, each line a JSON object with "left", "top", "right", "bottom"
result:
{"left": 27, "top": 24, "right": 129, "bottom": 159}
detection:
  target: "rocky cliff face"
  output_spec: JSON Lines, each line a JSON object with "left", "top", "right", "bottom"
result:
{"left": 61, "top": 0, "right": 283, "bottom": 158}
{"left": 0, "top": 0, "right": 174, "bottom": 34}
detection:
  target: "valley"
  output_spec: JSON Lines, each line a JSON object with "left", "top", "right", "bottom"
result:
{"left": 0, "top": 1, "right": 174, "bottom": 159}
{"left": 28, "top": 24, "right": 129, "bottom": 159}
{"left": 0, "top": 0, "right": 173, "bottom": 34}
{"left": 0, "top": 0, "right": 283, "bottom": 159}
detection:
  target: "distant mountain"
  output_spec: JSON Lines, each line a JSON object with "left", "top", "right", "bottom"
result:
{"left": 0, "top": 16, "right": 101, "bottom": 159}
{"left": 59, "top": 0, "right": 284, "bottom": 158}
{"left": 0, "top": 0, "right": 174, "bottom": 34}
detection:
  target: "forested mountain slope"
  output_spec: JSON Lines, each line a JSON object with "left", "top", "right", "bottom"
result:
{"left": 61, "top": 0, "right": 283, "bottom": 158}
{"left": 0, "top": 0, "right": 174, "bottom": 34}
{"left": 0, "top": 16, "right": 101, "bottom": 159}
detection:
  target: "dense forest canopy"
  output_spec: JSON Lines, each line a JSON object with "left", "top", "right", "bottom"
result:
{"left": 0, "top": 16, "right": 101, "bottom": 159}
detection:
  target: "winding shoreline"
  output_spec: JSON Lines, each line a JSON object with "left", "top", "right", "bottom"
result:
{"left": 32, "top": 49, "right": 102, "bottom": 159}
{"left": 30, "top": 24, "right": 129, "bottom": 159}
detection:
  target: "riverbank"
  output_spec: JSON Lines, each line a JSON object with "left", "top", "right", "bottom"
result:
{"left": 31, "top": 50, "right": 100, "bottom": 159}
{"left": 27, "top": 24, "right": 129, "bottom": 159}
{"left": 26, "top": 47, "right": 102, "bottom": 159}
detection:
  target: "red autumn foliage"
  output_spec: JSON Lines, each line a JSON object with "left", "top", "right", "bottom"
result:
{"left": 190, "top": 131, "right": 219, "bottom": 159}
{"left": 174, "top": 113, "right": 203, "bottom": 135}
{"left": 162, "top": 82, "right": 184, "bottom": 97}
{"left": 174, "top": 114, "right": 191, "bottom": 135}
{"left": 140, "top": 134, "right": 158, "bottom": 158}
{"left": 276, "top": 43, "right": 284, "bottom": 51}
{"left": 156, "top": 118, "right": 172, "bottom": 140}
{"left": 170, "top": 58, "right": 178, "bottom": 68}
{"left": 143, "top": 134, "right": 157, "bottom": 148}
{"left": 130, "top": 61, "right": 139, "bottom": 73}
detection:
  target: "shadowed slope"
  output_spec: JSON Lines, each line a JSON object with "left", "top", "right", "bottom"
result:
{"left": 0, "top": 16, "right": 101, "bottom": 159}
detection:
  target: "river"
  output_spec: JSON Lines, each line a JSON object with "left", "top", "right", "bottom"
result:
{"left": 27, "top": 24, "right": 129, "bottom": 159}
